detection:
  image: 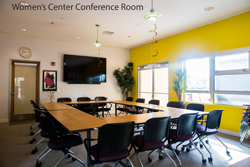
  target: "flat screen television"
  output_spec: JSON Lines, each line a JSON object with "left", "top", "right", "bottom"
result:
{"left": 63, "top": 54, "right": 106, "bottom": 84}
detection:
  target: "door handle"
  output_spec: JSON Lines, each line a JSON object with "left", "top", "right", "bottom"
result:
{"left": 11, "top": 92, "right": 16, "bottom": 95}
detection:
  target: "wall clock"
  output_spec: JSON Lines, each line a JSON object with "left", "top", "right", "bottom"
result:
{"left": 19, "top": 47, "right": 32, "bottom": 58}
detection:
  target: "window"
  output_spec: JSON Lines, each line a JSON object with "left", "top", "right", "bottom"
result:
{"left": 185, "top": 50, "right": 250, "bottom": 106}
{"left": 185, "top": 57, "right": 210, "bottom": 103}
{"left": 186, "top": 58, "right": 210, "bottom": 91}
{"left": 138, "top": 62, "right": 169, "bottom": 105}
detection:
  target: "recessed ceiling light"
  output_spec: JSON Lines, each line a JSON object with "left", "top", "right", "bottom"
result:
{"left": 204, "top": 7, "right": 214, "bottom": 11}
{"left": 21, "top": 28, "right": 26, "bottom": 31}
{"left": 19, "top": 1, "right": 29, "bottom": 6}
{"left": 76, "top": 37, "right": 80, "bottom": 39}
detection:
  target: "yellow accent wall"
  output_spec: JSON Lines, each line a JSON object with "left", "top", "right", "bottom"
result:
{"left": 130, "top": 11, "right": 250, "bottom": 133}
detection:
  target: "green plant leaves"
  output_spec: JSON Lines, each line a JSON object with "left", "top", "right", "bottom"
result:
{"left": 113, "top": 62, "right": 135, "bottom": 94}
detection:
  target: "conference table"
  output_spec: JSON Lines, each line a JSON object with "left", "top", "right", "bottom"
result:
{"left": 112, "top": 100, "right": 184, "bottom": 116}
{"left": 64, "top": 100, "right": 113, "bottom": 117}
{"left": 41, "top": 101, "right": 208, "bottom": 167}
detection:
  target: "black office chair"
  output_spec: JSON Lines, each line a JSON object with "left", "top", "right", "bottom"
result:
{"left": 167, "top": 113, "right": 207, "bottom": 166}
{"left": 30, "top": 100, "right": 41, "bottom": 136}
{"left": 76, "top": 97, "right": 93, "bottom": 113}
{"left": 131, "top": 117, "right": 177, "bottom": 167}
{"left": 186, "top": 103, "right": 205, "bottom": 120}
{"left": 147, "top": 99, "right": 160, "bottom": 113}
{"left": 95, "top": 96, "right": 112, "bottom": 117}
{"left": 195, "top": 109, "right": 230, "bottom": 162}
{"left": 30, "top": 108, "right": 47, "bottom": 154}
{"left": 117, "top": 97, "right": 134, "bottom": 116}
{"left": 167, "top": 101, "right": 183, "bottom": 127}
{"left": 126, "top": 98, "right": 145, "bottom": 115}
{"left": 167, "top": 101, "right": 182, "bottom": 108}
{"left": 57, "top": 97, "right": 72, "bottom": 102}
{"left": 84, "top": 121, "right": 135, "bottom": 166}
{"left": 29, "top": 108, "right": 43, "bottom": 144}
{"left": 36, "top": 114, "right": 84, "bottom": 167}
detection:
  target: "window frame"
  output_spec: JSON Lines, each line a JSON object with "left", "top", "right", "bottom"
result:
{"left": 183, "top": 46, "right": 250, "bottom": 106}
{"left": 138, "top": 61, "right": 169, "bottom": 102}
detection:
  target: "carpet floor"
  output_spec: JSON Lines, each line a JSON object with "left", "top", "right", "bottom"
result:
{"left": 0, "top": 120, "right": 250, "bottom": 167}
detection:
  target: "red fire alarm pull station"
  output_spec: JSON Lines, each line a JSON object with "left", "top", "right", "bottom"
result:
{"left": 51, "top": 62, "right": 55, "bottom": 66}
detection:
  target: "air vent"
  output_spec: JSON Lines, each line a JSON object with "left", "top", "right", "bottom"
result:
{"left": 102, "top": 31, "right": 114, "bottom": 35}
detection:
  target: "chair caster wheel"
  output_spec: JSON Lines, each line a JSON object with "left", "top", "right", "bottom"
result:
{"left": 36, "top": 161, "right": 41, "bottom": 167}
{"left": 29, "top": 138, "right": 36, "bottom": 144}
{"left": 208, "top": 157, "right": 213, "bottom": 162}
{"left": 205, "top": 140, "right": 209, "bottom": 144}
{"left": 202, "top": 159, "right": 207, "bottom": 163}
{"left": 30, "top": 132, "right": 34, "bottom": 136}
{"left": 189, "top": 145, "right": 192, "bottom": 148}
{"left": 200, "top": 144, "right": 203, "bottom": 148}
{"left": 159, "top": 154, "right": 163, "bottom": 159}
{"left": 148, "top": 157, "right": 152, "bottom": 162}
{"left": 226, "top": 151, "right": 230, "bottom": 155}
{"left": 186, "top": 148, "right": 190, "bottom": 152}
{"left": 31, "top": 148, "right": 37, "bottom": 154}
{"left": 181, "top": 147, "right": 184, "bottom": 151}
{"left": 175, "top": 149, "right": 180, "bottom": 155}
{"left": 30, "top": 127, "right": 32, "bottom": 130}
{"left": 72, "top": 157, "right": 76, "bottom": 161}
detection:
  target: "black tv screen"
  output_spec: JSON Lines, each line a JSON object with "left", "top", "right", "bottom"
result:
{"left": 63, "top": 54, "right": 106, "bottom": 83}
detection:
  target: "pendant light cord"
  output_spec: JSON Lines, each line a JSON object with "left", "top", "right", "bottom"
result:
{"left": 97, "top": 26, "right": 99, "bottom": 41}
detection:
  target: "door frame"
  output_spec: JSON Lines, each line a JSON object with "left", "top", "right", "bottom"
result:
{"left": 10, "top": 60, "right": 40, "bottom": 121}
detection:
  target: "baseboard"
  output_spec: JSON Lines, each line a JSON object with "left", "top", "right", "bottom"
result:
{"left": 218, "top": 129, "right": 249, "bottom": 138}
{"left": 0, "top": 119, "right": 9, "bottom": 123}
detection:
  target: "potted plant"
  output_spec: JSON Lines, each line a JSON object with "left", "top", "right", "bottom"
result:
{"left": 171, "top": 69, "right": 186, "bottom": 108}
{"left": 113, "top": 62, "right": 135, "bottom": 98}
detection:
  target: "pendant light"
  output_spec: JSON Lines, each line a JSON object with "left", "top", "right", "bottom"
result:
{"left": 92, "top": 24, "right": 102, "bottom": 47}
{"left": 144, "top": 0, "right": 161, "bottom": 21}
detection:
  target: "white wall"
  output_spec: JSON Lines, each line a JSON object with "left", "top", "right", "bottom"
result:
{"left": 0, "top": 33, "right": 130, "bottom": 122}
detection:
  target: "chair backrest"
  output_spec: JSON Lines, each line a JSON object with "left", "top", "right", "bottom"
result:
{"left": 57, "top": 97, "right": 72, "bottom": 102}
{"left": 136, "top": 98, "right": 145, "bottom": 103}
{"left": 135, "top": 98, "right": 145, "bottom": 110}
{"left": 177, "top": 113, "right": 198, "bottom": 135}
{"left": 95, "top": 96, "right": 106, "bottom": 101}
{"left": 95, "top": 96, "right": 107, "bottom": 107}
{"left": 167, "top": 101, "right": 181, "bottom": 108}
{"left": 144, "top": 117, "right": 171, "bottom": 143}
{"left": 126, "top": 97, "right": 134, "bottom": 102}
{"left": 77, "top": 97, "right": 91, "bottom": 108}
{"left": 97, "top": 121, "right": 135, "bottom": 153}
{"left": 39, "top": 114, "right": 57, "bottom": 142}
{"left": 186, "top": 103, "right": 204, "bottom": 111}
{"left": 31, "top": 100, "right": 39, "bottom": 109}
{"left": 34, "top": 108, "right": 42, "bottom": 118}
{"left": 77, "top": 97, "right": 91, "bottom": 101}
{"left": 148, "top": 99, "right": 160, "bottom": 105}
{"left": 206, "top": 110, "right": 224, "bottom": 129}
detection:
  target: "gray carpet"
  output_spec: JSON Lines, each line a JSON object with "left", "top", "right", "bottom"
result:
{"left": 0, "top": 121, "right": 250, "bottom": 167}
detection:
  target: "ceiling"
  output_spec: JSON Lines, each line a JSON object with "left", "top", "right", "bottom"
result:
{"left": 0, "top": 0, "right": 250, "bottom": 49}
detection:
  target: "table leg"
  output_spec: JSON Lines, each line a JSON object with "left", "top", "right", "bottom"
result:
{"left": 87, "top": 130, "right": 91, "bottom": 167}
{"left": 115, "top": 103, "right": 117, "bottom": 116}
{"left": 102, "top": 103, "right": 104, "bottom": 117}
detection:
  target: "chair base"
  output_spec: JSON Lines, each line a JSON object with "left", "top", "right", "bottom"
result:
{"left": 36, "top": 147, "right": 84, "bottom": 167}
